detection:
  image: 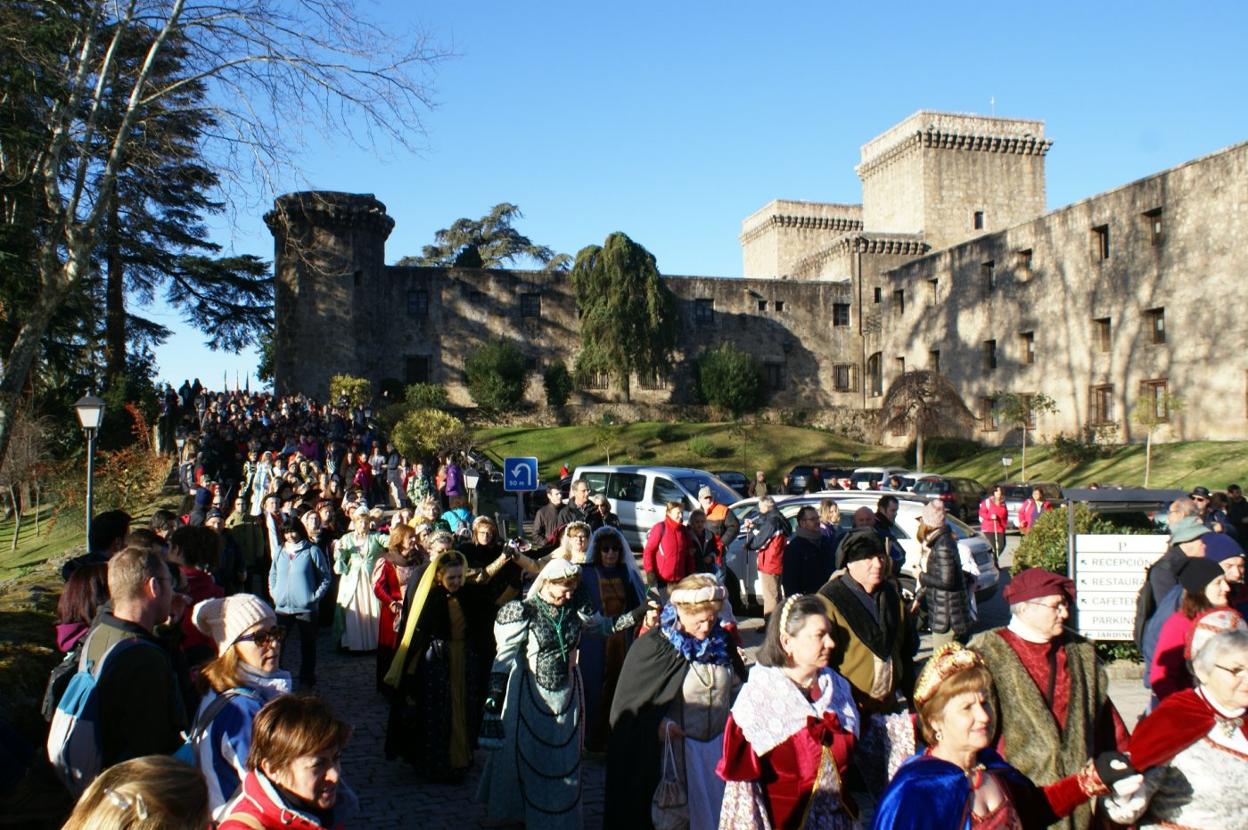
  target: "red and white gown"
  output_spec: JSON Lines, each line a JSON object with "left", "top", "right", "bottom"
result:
{"left": 717, "top": 664, "right": 859, "bottom": 830}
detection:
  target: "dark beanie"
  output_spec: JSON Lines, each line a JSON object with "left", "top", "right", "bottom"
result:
{"left": 1179, "top": 558, "right": 1225, "bottom": 595}
{"left": 838, "top": 528, "right": 885, "bottom": 569}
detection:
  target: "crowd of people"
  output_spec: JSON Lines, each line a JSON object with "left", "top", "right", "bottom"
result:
{"left": 37, "top": 386, "right": 1248, "bottom": 829}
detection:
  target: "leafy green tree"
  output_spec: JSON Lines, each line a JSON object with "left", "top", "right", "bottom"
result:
{"left": 464, "top": 339, "right": 528, "bottom": 412}
{"left": 398, "top": 203, "right": 570, "bottom": 270}
{"left": 256, "top": 329, "right": 275, "bottom": 385}
{"left": 543, "top": 363, "right": 573, "bottom": 408}
{"left": 392, "top": 409, "right": 470, "bottom": 460}
{"left": 571, "top": 232, "right": 680, "bottom": 403}
{"left": 1132, "top": 389, "right": 1186, "bottom": 486}
{"left": 878, "top": 370, "right": 976, "bottom": 470}
{"left": 329, "top": 375, "right": 372, "bottom": 408}
{"left": 697, "top": 344, "right": 764, "bottom": 417}
{"left": 993, "top": 392, "right": 1058, "bottom": 480}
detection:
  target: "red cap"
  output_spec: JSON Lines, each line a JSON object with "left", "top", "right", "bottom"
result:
{"left": 1003, "top": 568, "right": 1075, "bottom": 605}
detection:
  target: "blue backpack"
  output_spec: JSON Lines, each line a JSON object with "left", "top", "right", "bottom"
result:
{"left": 45, "top": 631, "right": 160, "bottom": 796}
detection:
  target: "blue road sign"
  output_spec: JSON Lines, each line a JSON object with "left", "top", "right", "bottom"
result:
{"left": 503, "top": 457, "right": 539, "bottom": 492}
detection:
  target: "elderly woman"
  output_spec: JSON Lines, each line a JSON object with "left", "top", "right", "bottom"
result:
{"left": 1105, "top": 614, "right": 1248, "bottom": 828}
{"left": 918, "top": 499, "right": 973, "bottom": 647}
{"left": 1149, "top": 558, "right": 1232, "bottom": 701}
{"left": 873, "top": 643, "right": 1136, "bottom": 830}
{"left": 188, "top": 595, "right": 291, "bottom": 818}
{"left": 332, "top": 506, "right": 384, "bottom": 653}
{"left": 477, "top": 559, "right": 646, "bottom": 830}
{"left": 715, "top": 594, "right": 859, "bottom": 830}
{"left": 217, "top": 694, "right": 357, "bottom": 829}
{"left": 606, "top": 574, "right": 743, "bottom": 830}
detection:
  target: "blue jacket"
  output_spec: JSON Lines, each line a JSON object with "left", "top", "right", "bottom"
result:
{"left": 268, "top": 541, "right": 331, "bottom": 615}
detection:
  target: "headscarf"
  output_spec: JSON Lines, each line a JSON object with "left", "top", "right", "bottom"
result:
{"left": 584, "top": 526, "right": 645, "bottom": 599}
{"left": 527, "top": 558, "right": 581, "bottom": 600}
{"left": 383, "top": 549, "right": 464, "bottom": 688}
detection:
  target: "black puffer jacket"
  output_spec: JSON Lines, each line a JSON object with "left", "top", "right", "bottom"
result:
{"left": 920, "top": 524, "right": 972, "bottom": 636}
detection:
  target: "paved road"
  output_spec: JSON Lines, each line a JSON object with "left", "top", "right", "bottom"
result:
{"left": 305, "top": 533, "right": 1146, "bottom": 827}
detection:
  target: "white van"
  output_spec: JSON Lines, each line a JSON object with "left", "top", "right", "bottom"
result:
{"left": 570, "top": 465, "right": 740, "bottom": 550}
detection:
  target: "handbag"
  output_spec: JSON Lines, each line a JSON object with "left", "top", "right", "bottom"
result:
{"left": 651, "top": 731, "right": 688, "bottom": 830}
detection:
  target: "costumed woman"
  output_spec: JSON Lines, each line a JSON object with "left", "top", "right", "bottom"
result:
{"left": 461, "top": 515, "right": 541, "bottom": 611}
{"left": 872, "top": 643, "right": 1139, "bottom": 830}
{"left": 1103, "top": 612, "right": 1248, "bottom": 829}
{"left": 716, "top": 594, "right": 860, "bottom": 830}
{"left": 383, "top": 548, "right": 493, "bottom": 782}
{"left": 477, "top": 559, "right": 647, "bottom": 830}
{"left": 332, "top": 506, "right": 384, "bottom": 652}
{"left": 605, "top": 574, "right": 744, "bottom": 830}
{"left": 372, "top": 524, "right": 425, "bottom": 693}
{"left": 580, "top": 526, "right": 647, "bottom": 752}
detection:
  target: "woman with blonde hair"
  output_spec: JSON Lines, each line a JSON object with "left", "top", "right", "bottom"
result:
{"left": 62, "top": 755, "right": 210, "bottom": 830}
{"left": 188, "top": 594, "right": 291, "bottom": 818}
{"left": 372, "top": 523, "right": 425, "bottom": 693}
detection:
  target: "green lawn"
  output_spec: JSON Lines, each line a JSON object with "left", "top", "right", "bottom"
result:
{"left": 0, "top": 507, "right": 82, "bottom": 580}
{"left": 475, "top": 421, "right": 904, "bottom": 485}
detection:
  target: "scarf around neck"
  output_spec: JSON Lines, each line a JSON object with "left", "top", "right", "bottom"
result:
{"left": 659, "top": 604, "right": 730, "bottom": 665}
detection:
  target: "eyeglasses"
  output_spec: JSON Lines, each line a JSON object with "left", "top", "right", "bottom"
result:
{"left": 1215, "top": 663, "right": 1248, "bottom": 681}
{"left": 1025, "top": 599, "right": 1070, "bottom": 612}
{"left": 234, "top": 626, "right": 285, "bottom": 648}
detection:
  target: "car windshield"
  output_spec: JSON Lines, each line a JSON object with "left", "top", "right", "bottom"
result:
{"left": 679, "top": 475, "right": 738, "bottom": 505}
{"left": 913, "top": 479, "right": 951, "bottom": 494}
{"left": 1002, "top": 486, "right": 1031, "bottom": 501}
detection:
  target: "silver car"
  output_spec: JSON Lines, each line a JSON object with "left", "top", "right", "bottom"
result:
{"left": 722, "top": 492, "right": 1000, "bottom": 613}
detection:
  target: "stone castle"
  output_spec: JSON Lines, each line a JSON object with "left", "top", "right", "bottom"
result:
{"left": 266, "top": 110, "right": 1248, "bottom": 443}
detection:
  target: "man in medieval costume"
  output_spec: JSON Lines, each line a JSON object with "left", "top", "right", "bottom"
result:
{"left": 970, "top": 568, "right": 1130, "bottom": 830}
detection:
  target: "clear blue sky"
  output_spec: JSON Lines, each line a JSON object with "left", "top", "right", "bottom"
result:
{"left": 154, "top": 1, "right": 1248, "bottom": 388}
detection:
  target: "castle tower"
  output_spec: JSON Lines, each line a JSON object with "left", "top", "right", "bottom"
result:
{"left": 856, "top": 111, "right": 1051, "bottom": 250}
{"left": 740, "top": 199, "right": 863, "bottom": 278}
{"left": 264, "top": 192, "right": 394, "bottom": 398}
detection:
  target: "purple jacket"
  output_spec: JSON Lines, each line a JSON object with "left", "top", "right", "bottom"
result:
{"left": 444, "top": 462, "right": 464, "bottom": 497}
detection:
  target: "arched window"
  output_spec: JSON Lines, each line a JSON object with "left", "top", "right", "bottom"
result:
{"left": 867, "top": 352, "right": 882, "bottom": 398}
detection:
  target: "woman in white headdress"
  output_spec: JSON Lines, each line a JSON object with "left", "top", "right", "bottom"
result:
{"left": 477, "top": 558, "right": 648, "bottom": 830}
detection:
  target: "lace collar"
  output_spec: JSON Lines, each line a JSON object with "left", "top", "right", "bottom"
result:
{"left": 730, "top": 664, "right": 859, "bottom": 756}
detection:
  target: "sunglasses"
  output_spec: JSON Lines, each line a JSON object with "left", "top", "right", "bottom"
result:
{"left": 234, "top": 626, "right": 285, "bottom": 648}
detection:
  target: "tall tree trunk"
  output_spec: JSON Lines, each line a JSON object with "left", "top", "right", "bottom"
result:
{"left": 1021, "top": 424, "right": 1028, "bottom": 481}
{"left": 916, "top": 430, "right": 925, "bottom": 471}
{"left": 1145, "top": 429, "right": 1153, "bottom": 487}
{"left": 0, "top": 293, "right": 63, "bottom": 481}
{"left": 104, "top": 194, "right": 127, "bottom": 385}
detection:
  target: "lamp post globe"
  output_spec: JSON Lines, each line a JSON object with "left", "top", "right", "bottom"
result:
{"left": 74, "top": 394, "right": 105, "bottom": 545}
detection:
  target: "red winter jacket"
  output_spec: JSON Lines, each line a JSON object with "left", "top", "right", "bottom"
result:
{"left": 978, "top": 498, "right": 1009, "bottom": 535}
{"left": 218, "top": 769, "right": 357, "bottom": 830}
{"left": 643, "top": 518, "right": 695, "bottom": 583}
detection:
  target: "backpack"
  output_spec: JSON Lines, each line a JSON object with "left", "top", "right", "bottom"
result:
{"left": 46, "top": 632, "right": 159, "bottom": 796}
{"left": 1132, "top": 560, "right": 1163, "bottom": 648}
{"left": 41, "top": 640, "right": 85, "bottom": 723}
{"left": 173, "top": 688, "right": 255, "bottom": 765}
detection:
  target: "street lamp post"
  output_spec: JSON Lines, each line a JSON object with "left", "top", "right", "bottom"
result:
{"left": 74, "top": 394, "right": 106, "bottom": 546}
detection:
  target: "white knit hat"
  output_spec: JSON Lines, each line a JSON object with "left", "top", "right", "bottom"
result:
{"left": 193, "top": 594, "right": 277, "bottom": 655}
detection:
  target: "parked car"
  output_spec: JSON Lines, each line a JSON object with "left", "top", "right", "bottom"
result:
{"left": 712, "top": 470, "right": 750, "bottom": 499}
{"left": 995, "top": 481, "right": 1063, "bottom": 528}
{"left": 814, "top": 464, "right": 856, "bottom": 490}
{"left": 912, "top": 475, "right": 988, "bottom": 522}
{"left": 570, "top": 465, "right": 741, "bottom": 550}
{"left": 850, "top": 466, "right": 910, "bottom": 490}
{"left": 724, "top": 492, "right": 1000, "bottom": 614}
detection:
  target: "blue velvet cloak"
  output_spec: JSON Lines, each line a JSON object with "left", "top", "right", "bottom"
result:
{"left": 871, "top": 749, "right": 1030, "bottom": 830}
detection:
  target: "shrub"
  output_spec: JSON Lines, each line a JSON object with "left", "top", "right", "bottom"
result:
{"left": 542, "top": 363, "right": 573, "bottom": 408}
{"left": 697, "top": 344, "right": 764, "bottom": 417}
{"left": 391, "top": 409, "right": 470, "bottom": 460}
{"left": 1014, "top": 502, "right": 1157, "bottom": 574}
{"left": 464, "top": 339, "right": 528, "bottom": 412}
{"left": 405, "top": 383, "right": 449, "bottom": 410}
{"left": 1051, "top": 430, "right": 1106, "bottom": 465}
{"left": 329, "top": 374, "right": 372, "bottom": 408}
{"left": 688, "top": 436, "right": 717, "bottom": 459}
{"left": 904, "top": 436, "right": 983, "bottom": 467}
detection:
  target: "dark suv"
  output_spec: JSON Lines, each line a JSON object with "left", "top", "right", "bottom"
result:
{"left": 912, "top": 475, "right": 988, "bottom": 522}
{"left": 785, "top": 464, "right": 852, "bottom": 495}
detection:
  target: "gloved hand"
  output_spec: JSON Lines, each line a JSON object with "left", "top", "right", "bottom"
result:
{"left": 1094, "top": 751, "right": 1139, "bottom": 788}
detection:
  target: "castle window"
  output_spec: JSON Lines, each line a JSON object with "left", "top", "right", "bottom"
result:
{"left": 834, "top": 364, "right": 854, "bottom": 392}
{"left": 758, "top": 299, "right": 767, "bottom": 312}
{"left": 973, "top": 211, "right": 984, "bottom": 230}
{"left": 832, "top": 303, "right": 850, "bottom": 327}
{"left": 1016, "top": 249, "right": 1033, "bottom": 275}
{"left": 764, "top": 362, "right": 785, "bottom": 392}
{"left": 694, "top": 298, "right": 715, "bottom": 325}
{"left": 1092, "top": 224, "right": 1110, "bottom": 261}
{"left": 929, "top": 349, "right": 940, "bottom": 372}
{"left": 775, "top": 300, "right": 785, "bottom": 312}
{"left": 1090, "top": 384, "right": 1115, "bottom": 425}
{"left": 1093, "top": 317, "right": 1112, "bottom": 352}
{"left": 407, "top": 289, "right": 429, "bottom": 318}
{"left": 866, "top": 353, "right": 882, "bottom": 397}
{"left": 893, "top": 289, "right": 905, "bottom": 316}
{"left": 873, "top": 287, "right": 882, "bottom": 304}
{"left": 927, "top": 279, "right": 938, "bottom": 306}
{"left": 637, "top": 369, "right": 668, "bottom": 390}
{"left": 1020, "top": 331, "right": 1035, "bottom": 365}
{"left": 520, "top": 292, "right": 541, "bottom": 319}
{"left": 1140, "top": 379, "right": 1169, "bottom": 422}
{"left": 584, "top": 371, "right": 609, "bottom": 390}
{"left": 982, "top": 261, "right": 996, "bottom": 293}
{"left": 1144, "top": 208, "right": 1163, "bottom": 246}
{"left": 979, "top": 397, "right": 999, "bottom": 432}
{"left": 895, "top": 356, "right": 906, "bottom": 375}
{"left": 404, "top": 356, "right": 430, "bottom": 384}
{"left": 983, "top": 340, "right": 998, "bottom": 373}
{"left": 1145, "top": 307, "right": 1165, "bottom": 344}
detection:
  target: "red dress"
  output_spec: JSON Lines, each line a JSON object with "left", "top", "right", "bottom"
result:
{"left": 373, "top": 560, "right": 404, "bottom": 650}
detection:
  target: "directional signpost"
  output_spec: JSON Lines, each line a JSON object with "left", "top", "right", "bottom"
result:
{"left": 503, "top": 457, "right": 539, "bottom": 537}
{"left": 1071, "top": 533, "right": 1169, "bottom": 640}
